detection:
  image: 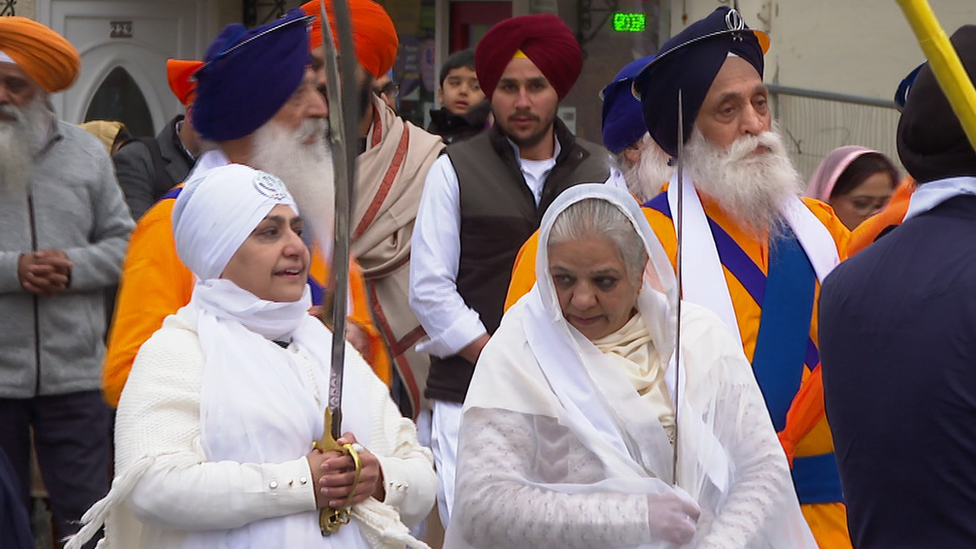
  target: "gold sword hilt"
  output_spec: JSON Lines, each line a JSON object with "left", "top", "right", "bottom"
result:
{"left": 312, "top": 408, "right": 362, "bottom": 535}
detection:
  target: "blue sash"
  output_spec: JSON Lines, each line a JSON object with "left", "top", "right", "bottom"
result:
{"left": 160, "top": 186, "right": 183, "bottom": 201}
{"left": 308, "top": 277, "right": 325, "bottom": 307}
{"left": 645, "top": 194, "right": 843, "bottom": 505}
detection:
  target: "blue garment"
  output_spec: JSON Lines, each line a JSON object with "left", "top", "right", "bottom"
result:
{"left": 820, "top": 194, "right": 976, "bottom": 548}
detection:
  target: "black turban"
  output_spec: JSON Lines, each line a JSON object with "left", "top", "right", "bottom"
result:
{"left": 634, "top": 7, "right": 769, "bottom": 157}
{"left": 897, "top": 25, "right": 976, "bottom": 183}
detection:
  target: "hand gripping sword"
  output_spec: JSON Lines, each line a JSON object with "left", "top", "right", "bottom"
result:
{"left": 894, "top": 0, "right": 976, "bottom": 151}
{"left": 310, "top": 0, "right": 363, "bottom": 535}
{"left": 671, "top": 90, "right": 684, "bottom": 486}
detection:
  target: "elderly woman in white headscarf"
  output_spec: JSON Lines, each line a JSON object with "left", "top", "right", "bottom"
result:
{"left": 445, "top": 185, "right": 816, "bottom": 549}
{"left": 67, "top": 164, "right": 436, "bottom": 549}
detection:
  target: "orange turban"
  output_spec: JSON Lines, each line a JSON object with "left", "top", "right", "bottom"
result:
{"left": 0, "top": 16, "right": 80, "bottom": 93}
{"left": 166, "top": 59, "right": 203, "bottom": 106}
{"left": 300, "top": 0, "right": 399, "bottom": 79}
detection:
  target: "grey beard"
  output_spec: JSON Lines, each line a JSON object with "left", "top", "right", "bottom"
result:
{"left": 0, "top": 98, "right": 52, "bottom": 196}
{"left": 620, "top": 134, "right": 674, "bottom": 203}
{"left": 250, "top": 118, "right": 336, "bottom": 255}
{"left": 685, "top": 122, "right": 802, "bottom": 239}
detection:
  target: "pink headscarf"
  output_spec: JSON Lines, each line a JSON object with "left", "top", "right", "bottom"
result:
{"left": 804, "top": 146, "right": 878, "bottom": 201}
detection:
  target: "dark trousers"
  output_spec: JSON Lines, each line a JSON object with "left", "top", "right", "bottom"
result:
{"left": 0, "top": 391, "right": 110, "bottom": 545}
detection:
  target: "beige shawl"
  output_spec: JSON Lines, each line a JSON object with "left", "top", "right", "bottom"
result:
{"left": 352, "top": 96, "right": 445, "bottom": 415}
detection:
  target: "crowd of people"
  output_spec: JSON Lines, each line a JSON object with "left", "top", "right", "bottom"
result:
{"left": 0, "top": 2, "right": 974, "bottom": 549}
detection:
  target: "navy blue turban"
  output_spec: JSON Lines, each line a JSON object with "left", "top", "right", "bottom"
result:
{"left": 193, "top": 9, "right": 312, "bottom": 142}
{"left": 634, "top": 7, "right": 769, "bottom": 157}
{"left": 601, "top": 55, "right": 654, "bottom": 155}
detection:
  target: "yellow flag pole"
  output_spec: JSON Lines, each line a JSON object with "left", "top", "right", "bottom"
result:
{"left": 895, "top": 0, "right": 976, "bottom": 152}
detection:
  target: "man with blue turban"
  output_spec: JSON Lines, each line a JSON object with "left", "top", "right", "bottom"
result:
{"left": 635, "top": 7, "right": 852, "bottom": 547}
{"left": 104, "top": 10, "right": 392, "bottom": 415}
{"left": 600, "top": 54, "right": 673, "bottom": 202}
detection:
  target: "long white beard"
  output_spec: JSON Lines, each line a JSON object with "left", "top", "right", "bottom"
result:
{"left": 620, "top": 133, "right": 674, "bottom": 203}
{"left": 251, "top": 118, "right": 336, "bottom": 257}
{"left": 0, "top": 97, "right": 52, "bottom": 196}
{"left": 685, "top": 122, "right": 802, "bottom": 238}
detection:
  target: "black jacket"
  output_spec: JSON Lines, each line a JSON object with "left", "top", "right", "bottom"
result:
{"left": 426, "top": 101, "right": 490, "bottom": 145}
{"left": 820, "top": 193, "right": 976, "bottom": 549}
{"left": 112, "top": 115, "right": 195, "bottom": 220}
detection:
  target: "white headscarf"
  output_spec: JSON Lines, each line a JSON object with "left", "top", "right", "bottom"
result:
{"left": 447, "top": 184, "right": 815, "bottom": 548}
{"left": 172, "top": 164, "right": 371, "bottom": 548}
{"left": 173, "top": 163, "right": 299, "bottom": 281}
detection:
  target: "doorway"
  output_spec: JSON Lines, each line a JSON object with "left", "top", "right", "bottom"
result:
{"left": 84, "top": 66, "right": 155, "bottom": 137}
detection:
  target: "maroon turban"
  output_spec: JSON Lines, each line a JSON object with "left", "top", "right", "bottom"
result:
{"left": 475, "top": 14, "right": 582, "bottom": 101}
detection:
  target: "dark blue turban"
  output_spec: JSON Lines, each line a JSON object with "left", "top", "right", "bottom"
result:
{"left": 634, "top": 7, "right": 769, "bottom": 157}
{"left": 894, "top": 62, "right": 925, "bottom": 112}
{"left": 601, "top": 55, "right": 654, "bottom": 155}
{"left": 193, "top": 9, "right": 312, "bottom": 142}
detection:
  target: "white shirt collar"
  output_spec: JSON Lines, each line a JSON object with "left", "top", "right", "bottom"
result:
{"left": 904, "top": 176, "right": 976, "bottom": 222}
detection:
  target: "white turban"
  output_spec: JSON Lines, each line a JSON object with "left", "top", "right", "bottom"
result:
{"left": 173, "top": 164, "right": 298, "bottom": 281}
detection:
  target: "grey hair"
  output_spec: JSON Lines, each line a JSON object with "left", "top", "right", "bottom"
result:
{"left": 547, "top": 198, "right": 648, "bottom": 283}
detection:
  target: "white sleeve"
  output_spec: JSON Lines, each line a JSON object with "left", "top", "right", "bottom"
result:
{"left": 451, "top": 407, "right": 653, "bottom": 549}
{"left": 694, "top": 344, "right": 814, "bottom": 548}
{"left": 351, "top": 354, "right": 436, "bottom": 526}
{"left": 115, "top": 326, "right": 319, "bottom": 530}
{"left": 409, "top": 154, "right": 488, "bottom": 357}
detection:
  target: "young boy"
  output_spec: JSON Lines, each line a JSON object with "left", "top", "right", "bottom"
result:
{"left": 427, "top": 49, "right": 490, "bottom": 144}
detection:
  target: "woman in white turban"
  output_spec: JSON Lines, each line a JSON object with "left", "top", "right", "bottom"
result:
{"left": 68, "top": 164, "right": 435, "bottom": 549}
{"left": 445, "top": 184, "right": 816, "bottom": 549}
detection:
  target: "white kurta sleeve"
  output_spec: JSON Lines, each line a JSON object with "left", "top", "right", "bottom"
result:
{"left": 115, "top": 323, "right": 319, "bottom": 531}
{"left": 687, "top": 322, "right": 811, "bottom": 549}
{"left": 409, "top": 154, "right": 487, "bottom": 357}
{"left": 349, "top": 350, "right": 437, "bottom": 527}
{"left": 451, "top": 407, "right": 654, "bottom": 549}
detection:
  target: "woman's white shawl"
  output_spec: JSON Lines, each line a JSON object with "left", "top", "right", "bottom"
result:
{"left": 445, "top": 185, "right": 816, "bottom": 549}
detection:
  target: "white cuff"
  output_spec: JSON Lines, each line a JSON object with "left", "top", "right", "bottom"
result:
{"left": 416, "top": 313, "right": 487, "bottom": 358}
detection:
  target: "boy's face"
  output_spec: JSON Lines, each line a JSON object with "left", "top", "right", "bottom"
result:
{"left": 438, "top": 66, "right": 484, "bottom": 115}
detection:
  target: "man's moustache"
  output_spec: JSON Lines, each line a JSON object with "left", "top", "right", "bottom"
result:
{"left": 509, "top": 112, "right": 540, "bottom": 122}
{"left": 0, "top": 105, "right": 20, "bottom": 122}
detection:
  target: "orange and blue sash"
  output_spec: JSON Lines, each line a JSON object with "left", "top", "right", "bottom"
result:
{"left": 647, "top": 194, "right": 843, "bottom": 505}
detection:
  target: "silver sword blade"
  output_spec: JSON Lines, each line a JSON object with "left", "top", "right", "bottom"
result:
{"left": 318, "top": 0, "right": 359, "bottom": 439}
{"left": 672, "top": 89, "right": 684, "bottom": 486}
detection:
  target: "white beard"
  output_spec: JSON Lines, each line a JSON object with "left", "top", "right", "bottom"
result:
{"left": 0, "top": 97, "right": 52, "bottom": 196}
{"left": 250, "top": 118, "right": 336, "bottom": 257}
{"left": 620, "top": 133, "right": 674, "bottom": 203}
{"left": 685, "top": 122, "right": 802, "bottom": 238}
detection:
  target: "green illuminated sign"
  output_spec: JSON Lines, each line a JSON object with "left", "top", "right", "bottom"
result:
{"left": 613, "top": 13, "right": 647, "bottom": 33}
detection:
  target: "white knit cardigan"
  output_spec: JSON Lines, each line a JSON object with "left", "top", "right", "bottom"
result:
{"left": 69, "top": 307, "right": 436, "bottom": 549}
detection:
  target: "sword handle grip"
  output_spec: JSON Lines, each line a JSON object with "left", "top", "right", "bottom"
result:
{"left": 314, "top": 442, "right": 362, "bottom": 536}
{"left": 313, "top": 409, "right": 362, "bottom": 535}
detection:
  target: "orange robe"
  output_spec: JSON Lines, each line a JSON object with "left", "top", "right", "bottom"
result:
{"left": 506, "top": 196, "right": 853, "bottom": 549}
{"left": 847, "top": 177, "right": 915, "bottom": 256}
{"left": 102, "top": 189, "right": 390, "bottom": 408}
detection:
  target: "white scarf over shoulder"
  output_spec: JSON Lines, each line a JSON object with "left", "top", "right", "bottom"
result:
{"left": 446, "top": 185, "right": 815, "bottom": 549}
{"left": 666, "top": 172, "right": 840, "bottom": 345}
